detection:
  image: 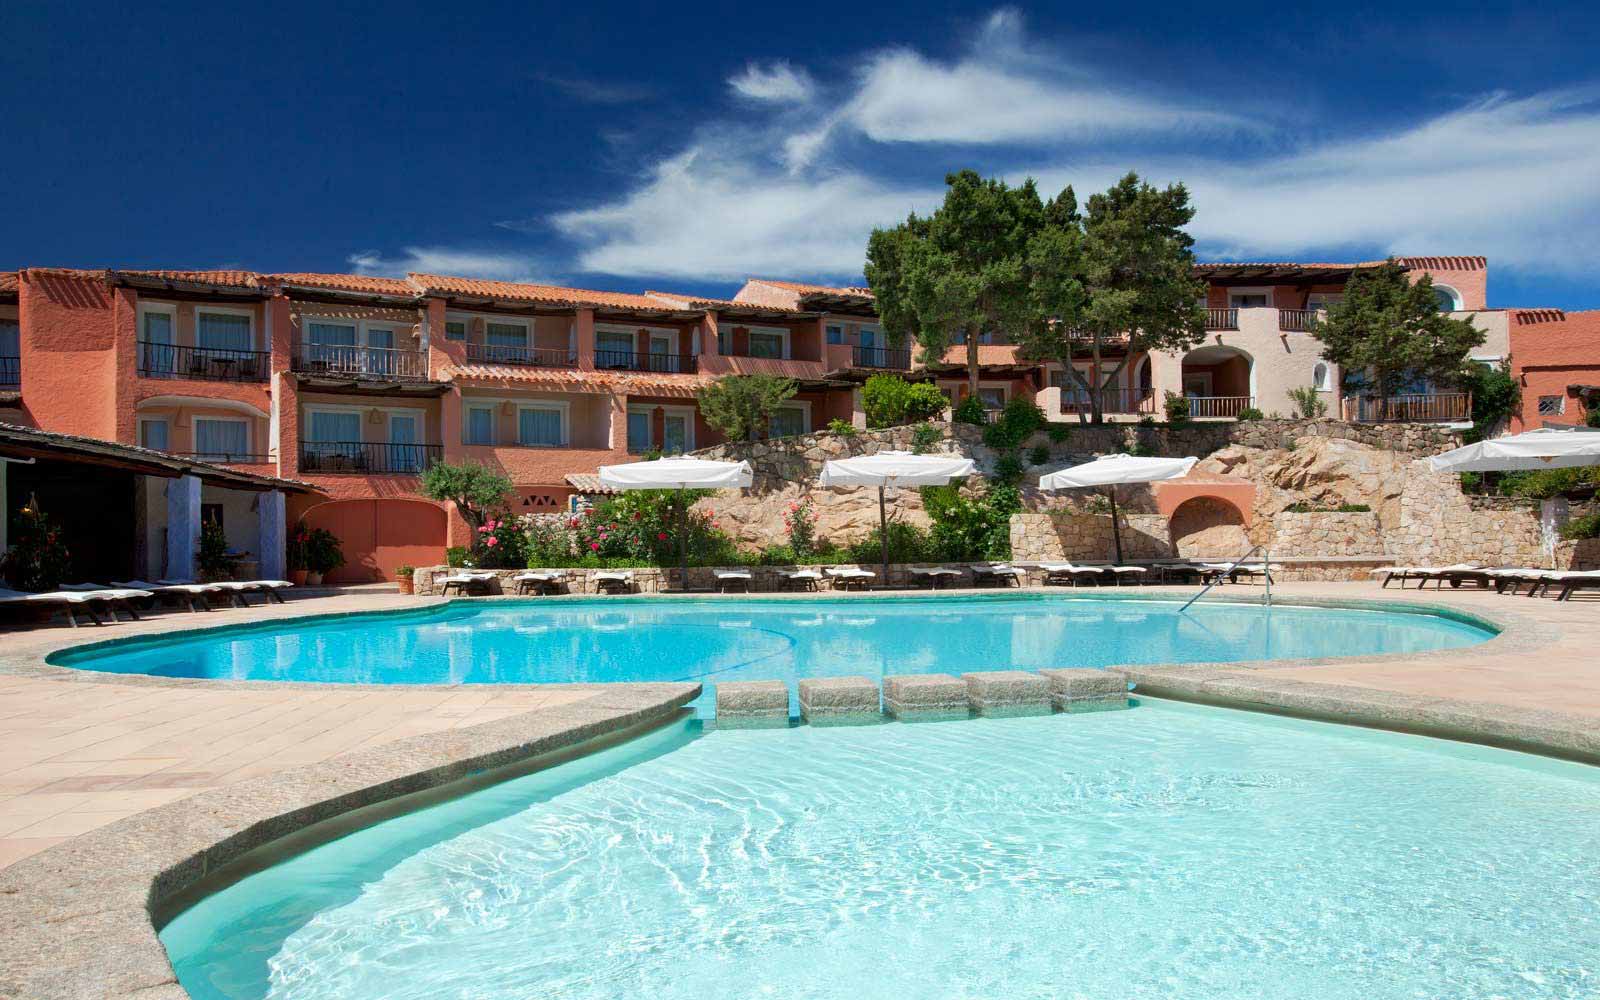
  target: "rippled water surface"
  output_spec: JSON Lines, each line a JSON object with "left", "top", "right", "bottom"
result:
{"left": 56, "top": 596, "right": 1492, "bottom": 708}
{"left": 163, "top": 703, "right": 1600, "bottom": 1000}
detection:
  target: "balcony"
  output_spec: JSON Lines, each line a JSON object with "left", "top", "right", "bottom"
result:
{"left": 1059, "top": 387, "right": 1155, "bottom": 416}
{"left": 595, "top": 350, "right": 697, "bottom": 374}
{"left": 1278, "top": 308, "right": 1322, "bottom": 333}
{"left": 1343, "top": 393, "right": 1471, "bottom": 423}
{"left": 171, "top": 450, "right": 272, "bottom": 466}
{"left": 1205, "top": 308, "right": 1238, "bottom": 331}
{"left": 137, "top": 342, "right": 270, "bottom": 382}
{"left": 1186, "top": 395, "right": 1255, "bottom": 418}
{"left": 0, "top": 355, "right": 17, "bottom": 389}
{"left": 299, "top": 441, "right": 443, "bottom": 474}
{"left": 465, "top": 343, "right": 577, "bottom": 368}
{"left": 852, "top": 345, "right": 912, "bottom": 370}
{"left": 292, "top": 343, "right": 430, "bottom": 382}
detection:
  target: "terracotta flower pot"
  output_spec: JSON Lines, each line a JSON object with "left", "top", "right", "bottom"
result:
{"left": 305, "top": 571, "right": 324, "bottom": 586}
{"left": 290, "top": 569, "right": 309, "bottom": 586}
{"left": 396, "top": 575, "right": 414, "bottom": 595}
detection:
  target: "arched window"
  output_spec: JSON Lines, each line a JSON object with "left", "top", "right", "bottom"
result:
{"left": 1313, "top": 362, "right": 1331, "bottom": 391}
{"left": 1432, "top": 284, "right": 1462, "bottom": 312}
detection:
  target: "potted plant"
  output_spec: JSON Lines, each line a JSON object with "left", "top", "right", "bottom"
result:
{"left": 395, "top": 564, "right": 415, "bottom": 595}
{"left": 287, "top": 526, "right": 310, "bottom": 586}
{"left": 196, "top": 519, "right": 240, "bottom": 583}
{"left": 302, "top": 528, "right": 345, "bottom": 586}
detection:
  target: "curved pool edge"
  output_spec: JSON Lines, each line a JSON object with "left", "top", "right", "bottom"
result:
{"left": 0, "top": 680, "right": 701, "bottom": 1000}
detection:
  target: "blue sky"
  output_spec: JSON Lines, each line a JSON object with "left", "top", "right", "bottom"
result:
{"left": 4, "top": 1, "right": 1599, "bottom": 308}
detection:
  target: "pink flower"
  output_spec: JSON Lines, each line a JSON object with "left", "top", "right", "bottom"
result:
{"left": 485, "top": 536, "right": 498, "bottom": 547}
{"left": 590, "top": 542, "right": 600, "bottom": 551}
{"left": 477, "top": 525, "right": 489, "bottom": 533}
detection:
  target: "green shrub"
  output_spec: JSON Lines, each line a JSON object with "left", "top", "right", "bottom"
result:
{"left": 1047, "top": 424, "right": 1071, "bottom": 444}
{"left": 1236, "top": 407, "right": 1264, "bottom": 422}
{"left": 846, "top": 521, "right": 935, "bottom": 564}
{"left": 1462, "top": 361, "right": 1520, "bottom": 443}
{"left": 981, "top": 397, "right": 1046, "bottom": 450}
{"left": 421, "top": 460, "right": 513, "bottom": 530}
{"left": 952, "top": 395, "right": 988, "bottom": 426}
{"left": 1498, "top": 466, "right": 1600, "bottom": 500}
{"left": 197, "top": 519, "right": 240, "bottom": 580}
{"left": 1560, "top": 511, "right": 1600, "bottom": 540}
{"left": 0, "top": 503, "right": 71, "bottom": 591}
{"left": 826, "top": 418, "right": 858, "bottom": 437}
{"left": 922, "top": 482, "right": 1020, "bottom": 561}
{"left": 991, "top": 452, "right": 1024, "bottom": 484}
{"left": 1588, "top": 406, "right": 1600, "bottom": 429}
{"left": 1163, "top": 392, "right": 1190, "bottom": 425}
{"left": 303, "top": 528, "right": 345, "bottom": 575}
{"left": 1284, "top": 502, "right": 1372, "bottom": 513}
{"left": 1287, "top": 386, "right": 1328, "bottom": 419}
{"left": 862, "top": 374, "right": 948, "bottom": 429}
{"left": 1028, "top": 444, "right": 1051, "bottom": 466}
{"left": 910, "top": 422, "right": 945, "bottom": 453}
{"left": 1137, "top": 415, "right": 1157, "bottom": 427}
{"left": 445, "top": 545, "right": 469, "bottom": 568}
{"left": 395, "top": 565, "right": 415, "bottom": 577}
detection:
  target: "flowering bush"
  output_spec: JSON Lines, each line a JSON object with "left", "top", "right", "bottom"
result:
{"left": 514, "top": 491, "right": 742, "bottom": 567}
{"left": 470, "top": 515, "right": 528, "bottom": 569}
{"left": 0, "top": 502, "right": 71, "bottom": 591}
{"left": 782, "top": 496, "right": 818, "bottom": 560}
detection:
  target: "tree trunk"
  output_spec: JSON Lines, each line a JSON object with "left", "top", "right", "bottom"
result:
{"left": 1090, "top": 338, "right": 1104, "bottom": 423}
{"left": 966, "top": 324, "right": 981, "bottom": 399}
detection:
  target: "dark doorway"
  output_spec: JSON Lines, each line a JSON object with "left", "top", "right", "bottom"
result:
{"left": 7, "top": 459, "right": 138, "bottom": 584}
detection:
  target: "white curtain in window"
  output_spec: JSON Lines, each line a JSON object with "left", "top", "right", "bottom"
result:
{"left": 309, "top": 410, "right": 361, "bottom": 443}
{"left": 627, "top": 411, "right": 651, "bottom": 452}
{"left": 770, "top": 407, "right": 805, "bottom": 437}
{"left": 308, "top": 322, "right": 358, "bottom": 345}
{"left": 142, "top": 311, "right": 174, "bottom": 343}
{"left": 140, "top": 420, "right": 170, "bottom": 451}
{"left": 662, "top": 415, "right": 688, "bottom": 454}
{"left": 197, "top": 312, "right": 252, "bottom": 352}
{"left": 598, "top": 331, "right": 633, "bottom": 354}
{"left": 519, "top": 408, "right": 562, "bottom": 446}
{"left": 466, "top": 407, "right": 496, "bottom": 445}
{"left": 486, "top": 323, "right": 527, "bottom": 346}
{"left": 195, "top": 419, "right": 248, "bottom": 459}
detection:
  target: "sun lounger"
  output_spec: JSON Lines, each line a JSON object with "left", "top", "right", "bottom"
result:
{"left": 907, "top": 566, "right": 964, "bottom": 589}
{"left": 103, "top": 579, "right": 227, "bottom": 612}
{"left": 971, "top": 563, "right": 1027, "bottom": 587}
{"left": 1154, "top": 561, "right": 1208, "bottom": 584}
{"left": 779, "top": 569, "right": 822, "bottom": 592}
{"left": 1371, "top": 566, "right": 1427, "bottom": 588}
{"left": 511, "top": 571, "right": 568, "bottom": 595}
{"left": 593, "top": 570, "right": 635, "bottom": 595}
{"left": 714, "top": 569, "right": 753, "bottom": 593}
{"left": 824, "top": 567, "right": 875, "bottom": 591}
{"left": 438, "top": 571, "right": 498, "bottom": 596}
{"left": 1108, "top": 565, "right": 1149, "bottom": 585}
{"left": 0, "top": 586, "right": 152, "bottom": 627}
{"left": 1039, "top": 563, "right": 1113, "bottom": 587}
{"left": 160, "top": 578, "right": 293, "bottom": 604}
{"left": 1551, "top": 570, "right": 1600, "bottom": 601}
{"left": 1227, "top": 562, "right": 1276, "bottom": 585}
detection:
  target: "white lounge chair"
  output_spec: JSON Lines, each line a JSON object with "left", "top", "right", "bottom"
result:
{"left": 713, "top": 569, "right": 753, "bottom": 593}
{"left": 511, "top": 571, "right": 568, "bottom": 595}
{"left": 971, "top": 563, "right": 1027, "bottom": 587}
{"left": 160, "top": 578, "right": 293, "bottom": 605}
{"left": 1039, "top": 563, "right": 1113, "bottom": 587}
{"left": 104, "top": 579, "right": 227, "bottom": 612}
{"left": 907, "top": 566, "right": 964, "bottom": 589}
{"left": 824, "top": 567, "right": 875, "bottom": 591}
{"left": 593, "top": 570, "right": 635, "bottom": 595}
{"left": 1549, "top": 570, "right": 1600, "bottom": 601}
{"left": 0, "top": 586, "right": 153, "bottom": 627}
{"left": 438, "top": 571, "right": 497, "bottom": 596}
{"left": 779, "top": 568, "right": 822, "bottom": 592}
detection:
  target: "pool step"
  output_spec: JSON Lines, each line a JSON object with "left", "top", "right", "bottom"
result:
{"left": 714, "top": 669, "right": 1131, "bottom": 725}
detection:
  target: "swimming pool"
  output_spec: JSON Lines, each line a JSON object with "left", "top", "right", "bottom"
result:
{"left": 161, "top": 701, "right": 1600, "bottom": 1000}
{"left": 53, "top": 595, "right": 1493, "bottom": 710}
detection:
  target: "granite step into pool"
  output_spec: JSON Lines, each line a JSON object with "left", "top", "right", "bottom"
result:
{"left": 714, "top": 669, "right": 1131, "bottom": 724}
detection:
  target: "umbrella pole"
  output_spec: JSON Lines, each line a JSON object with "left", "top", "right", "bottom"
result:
{"left": 878, "top": 484, "right": 889, "bottom": 587}
{"left": 1108, "top": 486, "right": 1124, "bottom": 564}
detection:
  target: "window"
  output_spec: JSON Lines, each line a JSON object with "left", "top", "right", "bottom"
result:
{"left": 1306, "top": 293, "right": 1343, "bottom": 313}
{"left": 858, "top": 327, "right": 879, "bottom": 348}
{"left": 0, "top": 320, "right": 16, "bottom": 387}
{"left": 139, "top": 418, "right": 169, "bottom": 452}
{"left": 748, "top": 329, "right": 785, "bottom": 359}
{"left": 1432, "top": 284, "right": 1463, "bottom": 312}
{"left": 717, "top": 329, "right": 731, "bottom": 354}
{"left": 597, "top": 330, "right": 634, "bottom": 363}
{"left": 307, "top": 410, "right": 361, "bottom": 443}
{"left": 388, "top": 413, "right": 422, "bottom": 472}
{"left": 770, "top": 405, "right": 807, "bottom": 438}
{"left": 826, "top": 325, "right": 843, "bottom": 345}
{"left": 444, "top": 320, "right": 466, "bottom": 341}
{"left": 194, "top": 418, "right": 249, "bottom": 461}
{"left": 518, "top": 406, "right": 564, "bottom": 447}
{"left": 1538, "top": 395, "right": 1566, "bottom": 416}
{"left": 141, "top": 307, "right": 174, "bottom": 344}
{"left": 465, "top": 405, "right": 496, "bottom": 445}
{"left": 662, "top": 412, "right": 691, "bottom": 454}
{"left": 978, "top": 387, "right": 1006, "bottom": 410}
{"left": 196, "top": 311, "right": 252, "bottom": 352}
{"left": 486, "top": 322, "right": 527, "bottom": 346}
{"left": 627, "top": 409, "right": 652, "bottom": 452}
{"left": 1313, "top": 363, "right": 1331, "bottom": 391}
{"left": 139, "top": 307, "right": 175, "bottom": 373}
{"left": 1229, "top": 292, "right": 1270, "bottom": 308}
{"left": 307, "top": 321, "right": 357, "bottom": 345}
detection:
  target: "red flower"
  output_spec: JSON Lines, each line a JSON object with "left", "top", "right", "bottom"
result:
{"left": 589, "top": 541, "right": 600, "bottom": 551}
{"left": 657, "top": 532, "right": 669, "bottom": 541}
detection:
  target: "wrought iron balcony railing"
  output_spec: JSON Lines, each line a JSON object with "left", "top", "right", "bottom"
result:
{"left": 299, "top": 441, "right": 443, "bottom": 474}
{"left": 465, "top": 343, "right": 577, "bottom": 368}
{"left": 594, "top": 350, "right": 697, "bottom": 374}
{"left": 137, "top": 341, "right": 270, "bottom": 382}
{"left": 292, "top": 343, "right": 430, "bottom": 381}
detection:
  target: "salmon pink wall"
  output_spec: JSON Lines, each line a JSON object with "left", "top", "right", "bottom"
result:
{"left": 18, "top": 271, "right": 121, "bottom": 439}
{"left": 1511, "top": 310, "right": 1600, "bottom": 430}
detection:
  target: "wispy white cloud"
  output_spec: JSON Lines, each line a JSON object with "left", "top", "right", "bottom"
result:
{"left": 347, "top": 247, "right": 550, "bottom": 283}
{"left": 728, "top": 61, "right": 815, "bottom": 103}
{"left": 541, "top": 74, "right": 653, "bottom": 105}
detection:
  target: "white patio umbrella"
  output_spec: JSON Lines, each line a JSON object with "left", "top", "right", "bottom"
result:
{"left": 597, "top": 456, "right": 753, "bottom": 585}
{"left": 1427, "top": 427, "right": 1600, "bottom": 473}
{"left": 1038, "top": 454, "right": 1200, "bottom": 563}
{"left": 819, "top": 450, "right": 977, "bottom": 582}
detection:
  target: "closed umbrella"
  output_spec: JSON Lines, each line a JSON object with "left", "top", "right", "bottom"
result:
{"left": 1427, "top": 427, "right": 1600, "bottom": 473}
{"left": 819, "top": 450, "right": 976, "bottom": 583}
{"left": 597, "top": 456, "right": 753, "bottom": 587}
{"left": 1038, "top": 454, "right": 1199, "bottom": 563}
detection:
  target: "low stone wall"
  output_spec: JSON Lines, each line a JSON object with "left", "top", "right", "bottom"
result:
{"left": 1555, "top": 537, "right": 1600, "bottom": 570}
{"left": 416, "top": 562, "right": 1041, "bottom": 594}
{"left": 1390, "top": 462, "right": 1546, "bottom": 567}
{"left": 1270, "top": 511, "right": 1387, "bottom": 557}
{"left": 1263, "top": 557, "right": 1396, "bottom": 582}
{"left": 1009, "top": 511, "right": 1171, "bottom": 562}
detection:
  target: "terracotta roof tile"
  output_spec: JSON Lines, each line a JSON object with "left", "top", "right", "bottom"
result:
{"left": 115, "top": 269, "right": 263, "bottom": 289}
{"left": 644, "top": 290, "right": 813, "bottom": 316}
{"left": 752, "top": 278, "right": 875, "bottom": 298}
{"left": 410, "top": 274, "right": 690, "bottom": 312}
{"left": 1394, "top": 256, "right": 1486, "bottom": 271}
{"left": 1514, "top": 309, "right": 1567, "bottom": 325}
{"left": 0, "top": 272, "right": 15, "bottom": 294}
{"left": 272, "top": 273, "right": 418, "bottom": 296}
{"left": 442, "top": 363, "right": 713, "bottom": 399}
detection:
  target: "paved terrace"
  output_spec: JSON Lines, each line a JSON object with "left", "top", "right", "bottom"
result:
{"left": 0, "top": 581, "right": 1595, "bottom": 873}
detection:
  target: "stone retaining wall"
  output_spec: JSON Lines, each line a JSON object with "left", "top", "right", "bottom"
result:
{"left": 1008, "top": 511, "right": 1171, "bottom": 562}
{"left": 1390, "top": 462, "right": 1546, "bottom": 567}
{"left": 1270, "top": 511, "right": 1387, "bottom": 557}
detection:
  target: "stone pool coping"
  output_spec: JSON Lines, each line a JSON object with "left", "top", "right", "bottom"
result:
{"left": 0, "top": 679, "right": 700, "bottom": 1000}
{"left": 0, "top": 584, "right": 1589, "bottom": 999}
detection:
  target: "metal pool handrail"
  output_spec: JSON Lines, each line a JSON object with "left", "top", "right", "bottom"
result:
{"left": 1180, "top": 544, "right": 1272, "bottom": 611}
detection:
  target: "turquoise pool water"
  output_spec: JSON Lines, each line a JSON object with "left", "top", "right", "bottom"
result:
{"left": 54, "top": 596, "right": 1492, "bottom": 712}
{"left": 162, "top": 702, "right": 1600, "bottom": 1000}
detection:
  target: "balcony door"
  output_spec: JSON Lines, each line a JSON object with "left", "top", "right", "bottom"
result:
{"left": 140, "top": 308, "right": 175, "bottom": 375}
{"left": 388, "top": 413, "right": 420, "bottom": 472}
{"left": 648, "top": 332, "right": 674, "bottom": 371}
{"left": 194, "top": 418, "right": 249, "bottom": 463}
{"left": 367, "top": 327, "right": 396, "bottom": 376}
{"left": 307, "top": 409, "right": 362, "bottom": 471}
{"left": 598, "top": 330, "right": 633, "bottom": 368}
{"left": 308, "top": 323, "right": 358, "bottom": 371}
{"left": 662, "top": 411, "right": 691, "bottom": 454}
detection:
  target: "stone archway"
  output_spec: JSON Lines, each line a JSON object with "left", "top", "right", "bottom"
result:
{"left": 1169, "top": 495, "right": 1248, "bottom": 557}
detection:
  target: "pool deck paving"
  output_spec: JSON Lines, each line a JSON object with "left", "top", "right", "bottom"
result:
{"left": 0, "top": 581, "right": 1598, "bottom": 998}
